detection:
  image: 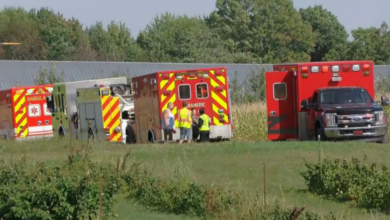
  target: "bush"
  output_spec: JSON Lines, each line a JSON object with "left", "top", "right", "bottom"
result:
{"left": 300, "top": 156, "right": 390, "bottom": 212}
{"left": 0, "top": 147, "right": 121, "bottom": 220}
{"left": 122, "top": 161, "right": 346, "bottom": 220}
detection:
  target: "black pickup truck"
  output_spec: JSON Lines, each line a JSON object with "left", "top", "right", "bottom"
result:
{"left": 301, "top": 87, "right": 389, "bottom": 143}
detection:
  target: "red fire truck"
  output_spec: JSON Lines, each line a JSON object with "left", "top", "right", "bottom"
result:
{"left": 131, "top": 67, "right": 232, "bottom": 143}
{"left": 0, "top": 85, "right": 54, "bottom": 140}
{"left": 266, "top": 60, "right": 389, "bottom": 143}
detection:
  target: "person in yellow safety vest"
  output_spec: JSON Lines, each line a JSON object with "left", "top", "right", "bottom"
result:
{"left": 197, "top": 107, "right": 210, "bottom": 142}
{"left": 178, "top": 101, "right": 192, "bottom": 144}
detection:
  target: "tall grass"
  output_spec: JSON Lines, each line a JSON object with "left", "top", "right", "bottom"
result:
{"left": 232, "top": 102, "right": 267, "bottom": 141}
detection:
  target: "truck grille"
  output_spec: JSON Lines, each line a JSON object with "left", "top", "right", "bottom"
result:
{"left": 335, "top": 114, "right": 375, "bottom": 128}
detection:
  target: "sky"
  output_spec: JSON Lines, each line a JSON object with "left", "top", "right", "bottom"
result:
{"left": 2, "top": 0, "right": 390, "bottom": 39}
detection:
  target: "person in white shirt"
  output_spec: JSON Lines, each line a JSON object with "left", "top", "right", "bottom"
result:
{"left": 162, "top": 102, "right": 175, "bottom": 142}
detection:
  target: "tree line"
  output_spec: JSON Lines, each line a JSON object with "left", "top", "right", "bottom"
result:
{"left": 0, "top": 0, "right": 389, "bottom": 64}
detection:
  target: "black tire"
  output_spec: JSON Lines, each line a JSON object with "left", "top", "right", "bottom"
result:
{"left": 315, "top": 127, "right": 326, "bottom": 141}
{"left": 381, "top": 133, "right": 389, "bottom": 144}
{"left": 58, "top": 127, "right": 65, "bottom": 138}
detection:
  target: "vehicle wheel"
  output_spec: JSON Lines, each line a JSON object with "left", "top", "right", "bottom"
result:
{"left": 148, "top": 129, "right": 155, "bottom": 143}
{"left": 315, "top": 127, "right": 326, "bottom": 141}
{"left": 381, "top": 133, "right": 389, "bottom": 144}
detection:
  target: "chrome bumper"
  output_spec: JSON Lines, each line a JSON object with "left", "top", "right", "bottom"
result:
{"left": 324, "top": 125, "right": 387, "bottom": 138}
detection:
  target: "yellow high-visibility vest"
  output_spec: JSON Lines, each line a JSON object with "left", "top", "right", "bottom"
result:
{"left": 178, "top": 108, "right": 192, "bottom": 129}
{"left": 199, "top": 114, "right": 210, "bottom": 131}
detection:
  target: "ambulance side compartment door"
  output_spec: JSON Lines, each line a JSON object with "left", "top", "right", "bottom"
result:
{"left": 266, "top": 71, "right": 297, "bottom": 140}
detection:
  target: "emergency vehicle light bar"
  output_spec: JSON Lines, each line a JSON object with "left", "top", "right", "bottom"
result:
{"left": 307, "top": 64, "right": 369, "bottom": 75}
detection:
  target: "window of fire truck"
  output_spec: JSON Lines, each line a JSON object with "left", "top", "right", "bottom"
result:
{"left": 196, "top": 83, "right": 208, "bottom": 99}
{"left": 178, "top": 84, "right": 191, "bottom": 100}
{"left": 56, "top": 94, "right": 61, "bottom": 112}
{"left": 319, "top": 88, "right": 374, "bottom": 104}
{"left": 273, "top": 83, "right": 287, "bottom": 100}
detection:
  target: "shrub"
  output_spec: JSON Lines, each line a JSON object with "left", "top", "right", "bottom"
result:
{"left": 300, "top": 156, "right": 390, "bottom": 212}
{"left": 0, "top": 148, "right": 121, "bottom": 220}
{"left": 122, "top": 161, "right": 346, "bottom": 220}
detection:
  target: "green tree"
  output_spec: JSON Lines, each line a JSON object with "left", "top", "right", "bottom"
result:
{"left": 86, "top": 21, "right": 145, "bottom": 61}
{"left": 34, "top": 62, "right": 64, "bottom": 85}
{"left": 206, "top": 0, "right": 316, "bottom": 63}
{"left": 346, "top": 22, "right": 390, "bottom": 64}
{"left": 28, "top": 7, "right": 91, "bottom": 60}
{"left": 299, "top": 5, "right": 349, "bottom": 61}
{"left": 0, "top": 7, "right": 46, "bottom": 60}
{"left": 136, "top": 12, "right": 238, "bottom": 63}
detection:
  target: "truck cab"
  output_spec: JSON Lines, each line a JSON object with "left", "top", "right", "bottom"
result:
{"left": 301, "top": 87, "right": 389, "bottom": 143}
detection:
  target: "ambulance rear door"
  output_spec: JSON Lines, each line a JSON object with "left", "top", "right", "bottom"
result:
{"left": 266, "top": 71, "right": 298, "bottom": 140}
{"left": 174, "top": 72, "right": 212, "bottom": 126}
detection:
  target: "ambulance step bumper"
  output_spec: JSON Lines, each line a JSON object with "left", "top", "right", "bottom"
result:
{"left": 324, "top": 125, "right": 387, "bottom": 138}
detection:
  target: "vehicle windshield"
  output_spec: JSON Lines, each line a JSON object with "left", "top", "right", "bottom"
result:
{"left": 319, "top": 88, "right": 374, "bottom": 104}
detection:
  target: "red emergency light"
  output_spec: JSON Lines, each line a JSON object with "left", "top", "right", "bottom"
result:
{"left": 161, "top": 73, "right": 170, "bottom": 80}
{"left": 342, "top": 65, "right": 350, "bottom": 72}
{"left": 162, "top": 90, "right": 172, "bottom": 96}
{"left": 322, "top": 66, "right": 329, "bottom": 73}
{"left": 362, "top": 64, "right": 370, "bottom": 71}
{"left": 362, "top": 63, "right": 370, "bottom": 76}
{"left": 301, "top": 66, "right": 308, "bottom": 78}
{"left": 215, "top": 86, "right": 224, "bottom": 92}
{"left": 215, "top": 69, "right": 222, "bottom": 76}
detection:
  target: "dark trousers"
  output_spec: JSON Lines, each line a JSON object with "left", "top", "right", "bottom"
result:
{"left": 164, "top": 129, "right": 173, "bottom": 141}
{"left": 192, "top": 124, "right": 199, "bottom": 140}
{"left": 199, "top": 131, "right": 210, "bottom": 142}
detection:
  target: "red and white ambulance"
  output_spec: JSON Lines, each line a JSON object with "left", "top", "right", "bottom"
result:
{"left": 0, "top": 85, "right": 54, "bottom": 140}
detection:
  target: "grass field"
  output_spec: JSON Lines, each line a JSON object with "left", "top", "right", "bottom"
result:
{"left": 2, "top": 97, "right": 390, "bottom": 219}
{"left": 1, "top": 138, "right": 390, "bottom": 219}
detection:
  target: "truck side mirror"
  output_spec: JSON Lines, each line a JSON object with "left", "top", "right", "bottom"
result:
{"left": 301, "top": 99, "right": 309, "bottom": 110}
{"left": 46, "top": 96, "right": 55, "bottom": 112}
{"left": 381, "top": 95, "right": 389, "bottom": 106}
